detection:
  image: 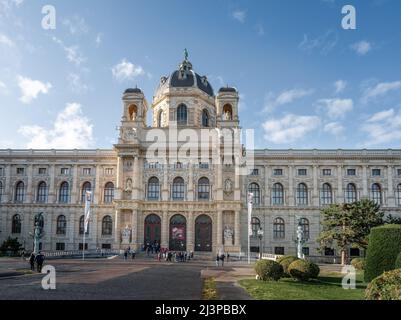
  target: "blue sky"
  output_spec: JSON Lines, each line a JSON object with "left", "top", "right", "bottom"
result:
{"left": 1, "top": 0, "right": 401, "bottom": 150}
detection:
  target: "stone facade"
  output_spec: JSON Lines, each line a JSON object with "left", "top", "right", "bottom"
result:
{"left": 1, "top": 57, "right": 401, "bottom": 256}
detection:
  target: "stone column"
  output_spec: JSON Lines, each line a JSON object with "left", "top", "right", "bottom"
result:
{"left": 217, "top": 210, "right": 223, "bottom": 247}
{"left": 216, "top": 157, "right": 223, "bottom": 201}
{"left": 94, "top": 164, "right": 101, "bottom": 204}
{"left": 313, "top": 165, "right": 319, "bottom": 206}
{"left": 188, "top": 163, "right": 194, "bottom": 201}
{"left": 71, "top": 165, "right": 79, "bottom": 203}
{"left": 264, "top": 165, "right": 270, "bottom": 206}
{"left": 362, "top": 165, "right": 368, "bottom": 198}
{"left": 234, "top": 210, "right": 240, "bottom": 247}
{"left": 115, "top": 156, "right": 123, "bottom": 200}
{"left": 114, "top": 209, "right": 120, "bottom": 249}
{"left": 337, "top": 165, "right": 343, "bottom": 203}
{"left": 4, "top": 164, "right": 11, "bottom": 203}
{"left": 49, "top": 164, "right": 55, "bottom": 203}
{"left": 161, "top": 211, "right": 168, "bottom": 248}
{"left": 387, "top": 165, "right": 394, "bottom": 207}
{"left": 131, "top": 209, "right": 138, "bottom": 248}
{"left": 133, "top": 156, "right": 140, "bottom": 200}
{"left": 288, "top": 165, "right": 294, "bottom": 206}
{"left": 187, "top": 213, "right": 194, "bottom": 251}
{"left": 26, "top": 164, "right": 33, "bottom": 203}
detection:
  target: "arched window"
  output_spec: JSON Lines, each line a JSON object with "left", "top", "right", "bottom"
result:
{"left": 79, "top": 215, "right": 89, "bottom": 235}
{"left": 251, "top": 217, "right": 261, "bottom": 237}
{"left": 102, "top": 215, "right": 113, "bottom": 235}
{"left": 202, "top": 109, "right": 209, "bottom": 127}
{"left": 37, "top": 182, "right": 48, "bottom": 203}
{"left": 59, "top": 182, "right": 70, "bottom": 203}
{"left": 56, "top": 215, "right": 67, "bottom": 235}
{"left": 223, "top": 104, "right": 233, "bottom": 120}
{"left": 272, "top": 183, "right": 284, "bottom": 205}
{"left": 273, "top": 218, "right": 285, "bottom": 239}
{"left": 248, "top": 183, "right": 260, "bottom": 206}
{"left": 0, "top": 181, "right": 3, "bottom": 203}
{"left": 12, "top": 214, "right": 21, "bottom": 234}
{"left": 296, "top": 183, "right": 308, "bottom": 205}
{"left": 371, "top": 183, "right": 382, "bottom": 205}
{"left": 15, "top": 181, "right": 25, "bottom": 203}
{"left": 300, "top": 218, "right": 310, "bottom": 240}
{"left": 172, "top": 177, "right": 185, "bottom": 200}
{"left": 157, "top": 110, "right": 163, "bottom": 127}
{"left": 198, "top": 177, "right": 210, "bottom": 200}
{"left": 321, "top": 183, "right": 333, "bottom": 205}
{"left": 104, "top": 182, "right": 114, "bottom": 203}
{"left": 397, "top": 184, "right": 401, "bottom": 206}
{"left": 147, "top": 177, "right": 160, "bottom": 200}
{"left": 345, "top": 183, "right": 357, "bottom": 203}
{"left": 81, "top": 182, "right": 92, "bottom": 203}
{"left": 177, "top": 104, "right": 188, "bottom": 125}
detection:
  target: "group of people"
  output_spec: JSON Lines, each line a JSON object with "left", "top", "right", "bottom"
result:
{"left": 163, "top": 250, "right": 194, "bottom": 262}
{"left": 28, "top": 252, "right": 45, "bottom": 272}
{"left": 123, "top": 247, "right": 137, "bottom": 260}
{"left": 216, "top": 253, "right": 230, "bottom": 267}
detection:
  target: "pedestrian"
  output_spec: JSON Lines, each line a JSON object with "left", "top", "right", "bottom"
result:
{"left": 131, "top": 249, "right": 136, "bottom": 260}
{"left": 35, "top": 252, "right": 45, "bottom": 273}
{"left": 227, "top": 253, "right": 230, "bottom": 262}
{"left": 124, "top": 249, "right": 128, "bottom": 260}
{"left": 29, "top": 253, "right": 35, "bottom": 271}
{"left": 220, "top": 254, "right": 225, "bottom": 267}
{"left": 215, "top": 254, "right": 220, "bottom": 267}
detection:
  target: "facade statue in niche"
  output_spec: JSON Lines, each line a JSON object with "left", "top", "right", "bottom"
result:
{"left": 121, "top": 225, "right": 131, "bottom": 244}
{"left": 224, "top": 110, "right": 232, "bottom": 121}
{"left": 224, "top": 179, "right": 233, "bottom": 194}
{"left": 125, "top": 178, "right": 133, "bottom": 193}
{"left": 224, "top": 226, "right": 234, "bottom": 245}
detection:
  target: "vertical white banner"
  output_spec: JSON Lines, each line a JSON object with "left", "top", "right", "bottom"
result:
{"left": 84, "top": 191, "right": 92, "bottom": 233}
{"left": 247, "top": 192, "right": 253, "bottom": 235}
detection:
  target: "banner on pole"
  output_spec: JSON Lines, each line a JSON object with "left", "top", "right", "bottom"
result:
{"left": 247, "top": 192, "right": 253, "bottom": 236}
{"left": 84, "top": 191, "right": 92, "bottom": 233}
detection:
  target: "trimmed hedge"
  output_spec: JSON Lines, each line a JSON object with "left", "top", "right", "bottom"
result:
{"left": 276, "top": 255, "right": 294, "bottom": 264}
{"left": 279, "top": 256, "right": 299, "bottom": 277}
{"left": 365, "top": 224, "right": 401, "bottom": 282}
{"left": 288, "top": 259, "right": 313, "bottom": 281}
{"left": 351, "top": 258, "right": 366, "bottom": 271}
{"left": 309, "top": 262, "right": 320, "bottom": 279}
{"left": 254, "top": 260, "right": 284, "bottom": 281}
{"left": 396, "top": 252, "right": 401, "bottom": 269}
{"left": 365, "top": 269, "right": 401, "bottom": 300}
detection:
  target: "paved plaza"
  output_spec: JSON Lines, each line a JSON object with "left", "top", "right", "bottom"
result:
{"left": 0, "top": 256, "right": 255, "bottom": 300}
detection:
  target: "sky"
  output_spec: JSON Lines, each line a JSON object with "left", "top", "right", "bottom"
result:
{"left": 1, "top": 0, "right": 401, "bottom": 150}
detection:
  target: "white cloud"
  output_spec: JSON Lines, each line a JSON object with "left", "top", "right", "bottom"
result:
{"left": 299, "top": 30, "right": 338, "bottom": 55}
{"left": 264, "top": 88, "right": 314, "bottom": 113}
{"left": 324, "top": 122, "right": 345, "bottom": 136}
{"left": 62, "top": 15, "right": 89, "bottom": 35}
{"left": 95, "top": 33, "right": 102, "bottom": 47}
{"left": 317, "top": 98, "right": 353, "bottom": 119}
{"left": 262, "top": 114, "right": 321, "bottom": 144}
{"left": 255, "top": 23, "right": 265, "bottom": 36}
{"left": 232, "top": 10, "right": 246, "bottom": 23}
{"left": 18, "top": 103, "right": 94, "bottom": 149}
{"left": 360, "top": 108, "right": 401, "bottom": 146}
{"left": 17, "top": 75, "right": 52, "bottom": 104}
{"left": 112, "top": 59, "right": 144, "bottom": 81}
{"left": 334, "top": 80, "right": 347, "bottom": 94}
{"left": 67, "top": 73, "right": 88, "bottom": 94}
{"left": 351, "top": 41, "right": 372, "bottom": 55}
{"left": 52, "top": 37, "right": 86, "bottom": 66}
{"left": 0, "top": 33, "right": 15, "bottom": 47}
{"left": 362, "top": 81, "right": 401, "bottom": 103}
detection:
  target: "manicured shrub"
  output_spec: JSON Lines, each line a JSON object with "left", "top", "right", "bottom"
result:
{"left": 276, "top": 255, "right": 294, "bottom": 264}
{"left": 364, "top": 224, "right": 401, "bottom": 282}
{"left": 395, "top": 252, "right": 401, "bottom": 269}
{"left": 279, "top": 256, "right": 299, "bottom": 277}
{"left": 351, "top": 258, "right": 366, "bottom": 271}
{"left": 254, "top": 260, "right": 283, "bottom": 281}
{"left": 365, "top": 269, "right": 401, "bottom": 300}
{"left": 308, "top": 262, "right": 320, "bottom": 279}
{"left": 288, "top": 259, "right": 313, "bottom": 281}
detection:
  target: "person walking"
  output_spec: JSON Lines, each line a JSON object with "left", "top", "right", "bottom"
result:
{"left": 35, "top": 252, "right": 45, "bottom": 273}
{"left": 215, "top": 254, "right": 220, "bottom": 267}
{"left": 29, "top": 253, "right": 35, "bottom": 271}
{"left": 131, "top": 249, "right": 136, "bottom": 260}
{"left": 220, "top": 254, "right": 225, "bottom": 267}
{"left": 124, "top": 249, "right": 128, "bottom": 260}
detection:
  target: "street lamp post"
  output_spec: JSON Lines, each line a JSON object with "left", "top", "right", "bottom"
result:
{"left": 257, "top": 227, "right": 264, "bottom": 259}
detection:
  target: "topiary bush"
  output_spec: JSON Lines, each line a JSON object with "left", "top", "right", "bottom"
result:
{"left": 288, "top": 259, "right": 313, "bottom": 281}
{"left": 396, "top": 252, "right": 401, "bottom": 269}
{"left": 308, "top": 262, "right": 320, "bottom": 279}
{"left": 254, "top": 260, "right": 284, "bottom": 281}
{"left": 365, "top": 269, "right": 401, "bottom": 300}
{"left": 276, "top": 255, "right": 293, "bottom": 264}
{"left": 279, "top": 256, "right": 299, "bottom": 277}
{"left": 351, "top": 258, "right": 366, "bottom": 271}
{"left": 365, "top": 224, "right": 401, "bottom": 282}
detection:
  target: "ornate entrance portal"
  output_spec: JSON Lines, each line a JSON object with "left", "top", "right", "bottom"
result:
{"left": 169, "top": 214, "right": 186, "bottom": 251}
{"left": 195, "top": 215, "right": 212, "bottom": 252}
{"left": 144, "top": 214, "right": 161, "bottom": 245}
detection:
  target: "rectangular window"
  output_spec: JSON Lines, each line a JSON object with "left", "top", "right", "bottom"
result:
{"left": 199, "top": 162, "right": 209, "bottom": 169}
{"left": 372, "top": 169, "right": 381, "bottom": 176}
{"left": 298, "top": 169, "right": 307, "bottom": 176}
{"left": 350, "top": 248, "right": 360, "bottom": 257}
{"left": 61, "top": 168, "right": 69, "bottom": 175}
{"left": 105, "top": 168, "right": 114, "bottom": 175}
{"left": 79, "top": 243, "right": 88, "bottom": 250}
{"left": 17, "top": 167, "right": 25, "bottom": 175}
{"left": 83, "top": 168, "right": 92, "bottom": 175}
{"left": 325, "top": 247, "right": 335, "bottom": 256}
{"left": 347, "top": 169, "right": 356, "bottom": 176}
{"left": 397, "top": 169, "right": 401, "bottom": 176}
{"left": 250, "top": 169, "right": 259, "bottom": 176}
{"left": 38, "top": 168, "right": 47, "bottom": 175}
{"left": 0, "top": 168, "right": 3, "bottom": 176}
{"left": 302, "top": 247, "right": 310, "bottom": 256}
{"left": 102, "top": 244, "right": 111, "bottom": 250}
{"left": 322, "top": 169, "right": 331, "bottom": 176}
{"left": 56, "top": 243, "right": 65, "bottom": 251}
{"left": 274, "top": 247, "right": 285, "bottom": 255}
{"left": 273, "top": 169, "right": 283, "bottom": 176}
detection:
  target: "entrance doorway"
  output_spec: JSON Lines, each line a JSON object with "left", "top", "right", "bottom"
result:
{"left": 169, "top": 214, "right": 186, "bottom": 251}
{"left": 195, "top": 215, "right": 212, "bottom": 252}
{"left": 144, "top": 214, "right": 161, "bottom": 246}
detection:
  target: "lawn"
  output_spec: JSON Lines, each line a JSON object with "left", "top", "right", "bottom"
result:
{"left": 239, "top": 271, "right": 367, "bottom": 300}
